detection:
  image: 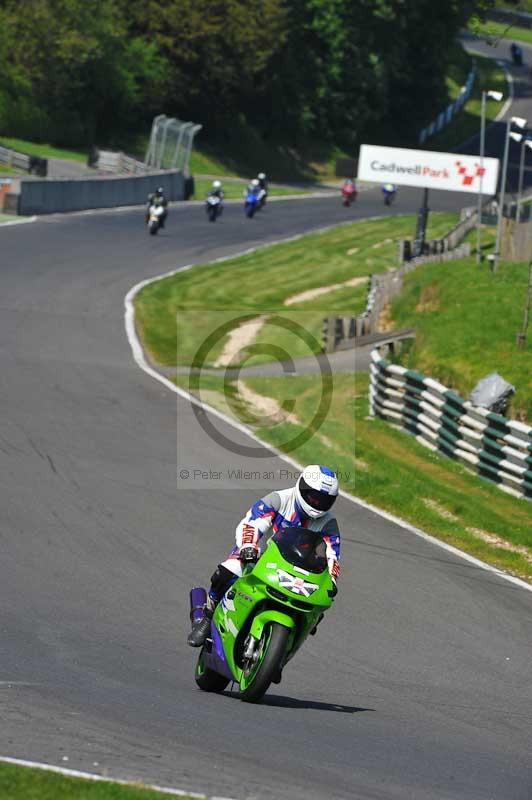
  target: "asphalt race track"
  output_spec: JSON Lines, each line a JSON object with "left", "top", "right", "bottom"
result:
{"left": 1, "top": 186, "right": 532, "bottom": 800}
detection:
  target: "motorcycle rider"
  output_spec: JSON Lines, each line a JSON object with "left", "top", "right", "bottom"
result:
{"left": 146, "top": 186, "right": 168, "bottom": 227}
{"left": 257, "top": 171, "right": 268, "bottom": 192}
{"left": 245, "top": 177, "right": 261, "bottom": 196}
{"left": 342, "top": 177, "right": 357, "bottom": 195}
{"left": 382, "top": 182, "right": 397, "bottom": 203}
{"left": 187, "top": 465, "right": 341, "bottom": 647}
{"left": 207, "top": 179, "right": 224, "bottom": 200}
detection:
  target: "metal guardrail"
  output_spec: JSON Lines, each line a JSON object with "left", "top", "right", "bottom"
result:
{"left": 0, "top": 145, "right": 30, "bottom": 171}
{"left": 323, "top": 243, "right": 471, "bottom": 353}
{"left": 369, "top": 349, "right": 532, "bottom": 500}
{"left": 92, "top": 149, "right": 148, "bottom": 175}
{"left": 419, "top": 65, "right": 476, "bottom": 145}
{"left": 322, "top": 204, "right": 483, "bottom": 353}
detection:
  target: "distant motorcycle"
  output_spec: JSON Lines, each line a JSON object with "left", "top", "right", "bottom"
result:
{"left": 382, "top": 184, "right": 397, "bottom": 206}
{"left": 244, "top": 189, "right": 260, "bottom": 218}
{"left": 511, "top": 43, "right": 523, "bottom": 66}
{"left": 147, "top": 204, "right": 165, "bottom": 235}
{"left": 341, "top": 182, "right": 358, "bottom": 207}
{"left": 205, "top": 194, "right": 222, "bottom": 222}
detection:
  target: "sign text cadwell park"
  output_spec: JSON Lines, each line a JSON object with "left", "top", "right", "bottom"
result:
{"left": 358, "top": 144, "right": 499, "bottom": 195}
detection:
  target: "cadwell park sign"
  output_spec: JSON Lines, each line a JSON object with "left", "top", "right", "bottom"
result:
{"left": 358, "top": 144, "right": 499, "bottom": 195}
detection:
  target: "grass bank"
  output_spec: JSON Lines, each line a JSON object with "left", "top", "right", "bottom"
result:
{"left": 470, "top": 18, "right": 532, "bottom": 45}
{"left": 134, "top": 213, "right": 459, "bottom": 367}
{"left": 174, "top": 370, "right": 532, "bottom": 581}
{"left": 387, "top": 252, "right": 532, "bottom": 420}
{"left": 0, "top": 136, "right": 87, "bottom": 162}
{"left": 423, "top": 50, "right": 507, "bottom": 152}
{"left": 0, "top": 761, "right": 199, "bottom": 800}
{"left": 192, "top": 177, "right": 309, "bottom": 200}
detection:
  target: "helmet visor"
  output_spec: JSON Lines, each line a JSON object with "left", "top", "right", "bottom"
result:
{"left": 299, "top": 477, "right": 337, "bottom": 512}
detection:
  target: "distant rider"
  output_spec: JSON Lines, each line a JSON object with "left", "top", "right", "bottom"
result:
{"left": 246, "top": 177, "right": 261, "bottom": 196}
{"left": 207, "top": 179, "right": 224, "bottom": 200}
{"left": 146, "top": 187, "right": 168, "bottom": 227}
{"left": 343, "top": 177, "right": 357, "bottom": 192}
{"left": 187, "top": 465, "right": 341, "bottom": 647}
{"left": 257, "top": 171, "right": 268, "bottom": 193}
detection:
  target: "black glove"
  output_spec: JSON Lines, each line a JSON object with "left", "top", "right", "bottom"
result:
{"left": 240, "top": 545, "right": 259, "bottom": 563}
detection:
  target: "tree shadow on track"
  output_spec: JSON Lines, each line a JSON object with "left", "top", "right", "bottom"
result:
{"left": 258, "top": 694, "right": 373, "bottom": 713}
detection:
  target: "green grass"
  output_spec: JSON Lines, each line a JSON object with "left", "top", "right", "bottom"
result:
{"left": 0, "top": 761, "right": 199, "bottom": 800}
{"left": 388, "top": 250, "right": 532, "bottom": 420}
{"left": 0, "top": 163, "right": 24, "bottom": 174}
{"left": 192, "top": 178, "right": 309, "bottom": 200}
{"left": 424, "top": 51, "right": 507, "bottom": 151}
{"left": 175, "top": 370, "right": 532, "bottom": 581}
{"left": 134, "top": 213, "right": 459, "bottom": 367}
{"left": 0, "top": 214, "right": 15, "bottom": 223}
{"left": 496, "top": 1, "right": 532, "bottom": 12}
{"left": 0, "top": 136, "right": 87, "bottom": 162}
{"left": 470, "top": 17, "right": 532, "bottom": 45}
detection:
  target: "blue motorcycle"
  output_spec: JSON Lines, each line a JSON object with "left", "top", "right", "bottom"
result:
{"left": 244, "top": 189, "right": 259, "bottom": 218}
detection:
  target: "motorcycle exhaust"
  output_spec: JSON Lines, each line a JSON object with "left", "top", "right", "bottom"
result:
{"left": 189, "top": 586, "right": 208, "bottom": 624}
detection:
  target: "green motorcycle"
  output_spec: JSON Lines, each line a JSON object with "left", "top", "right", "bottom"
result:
{"left": 191, "top": 526, "right": 335, "bottom": 703}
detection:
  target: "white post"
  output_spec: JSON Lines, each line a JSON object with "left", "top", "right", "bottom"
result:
{"left": 477, "top": 91, "right": 486, "bottom": 265}
{"left": 494, "top": 116, "right": 527, "bottom": 271}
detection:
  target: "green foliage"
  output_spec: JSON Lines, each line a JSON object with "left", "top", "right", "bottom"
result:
{"left": 0, "top": 0, "right": 167, "bottom": 145}
{"left": 0, "top": 0, "right": 494, "bottom": 151}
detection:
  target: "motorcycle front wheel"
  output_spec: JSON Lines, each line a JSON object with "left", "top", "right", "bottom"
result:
{"left": 239, "top": 622, "right": 289, "bottom": 703}
{"left": 149, "top": 221, "right": 159, "bottom": 235}
{"left": 208, "top": 206, "right": 217, "bottom": 222}
{"left": 245, "top": 203, "right": 255, "bottom": 218}
{"left": 195, "top": 648, "right": 230, "bottom": 693}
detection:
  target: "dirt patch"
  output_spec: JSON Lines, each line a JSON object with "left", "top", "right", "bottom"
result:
{"left": 284, "top": 276, "right": 367, "bottom": 306}
{"left": 237, "top": 380, "right": 299, "bottom": 425}
{"left": 378, "top": 303, "right": 395, "bottom": 332}
{"left": 466, "top": 527, "right": 532, "bottom": 563}
{"left": 372, "top": 238, "right": 393, "bottom": 249}
{"left": 422, "top": 498, "right": 459, "bottom": 522}
{"left": 213, "top": 315, "right": 268, "bottom": 367}
{"left": 416, "top": 283, "right": 440, "bottom": 313}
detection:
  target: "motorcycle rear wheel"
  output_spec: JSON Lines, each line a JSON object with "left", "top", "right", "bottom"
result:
{"left": 239, "top": 622, "right": 289, "bottom": 703}
{"left": 195, "top": 648, "right": 230, "bottom": 693}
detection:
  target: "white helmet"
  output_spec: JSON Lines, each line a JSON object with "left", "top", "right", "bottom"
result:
{"left": 295, "top": 465, "right": 339, "bottom": 519}
{"left": 212, "top": 180, "right": 222, "bottom": 189}
{"left": 251, "top": 178, "right": 260, "bottom": 187}
{"left": 258, "top": 172, "right": 266, "bottom": 180}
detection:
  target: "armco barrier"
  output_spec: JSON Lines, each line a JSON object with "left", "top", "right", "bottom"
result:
{"left": 17, "top": 170, "right": 185, "bottom": 215}
{"left": 323, "top": 243, "right": 470, "bottom": 352}
{"left": 369, "top": 349, "right": 532, "bottom": 500}
{"left": 419, "top": 65, "right": 476, "bottom": 145}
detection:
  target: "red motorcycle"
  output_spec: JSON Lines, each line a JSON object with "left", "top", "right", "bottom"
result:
{"left": 341, "top": 181, "right": 358, "bottom": 207}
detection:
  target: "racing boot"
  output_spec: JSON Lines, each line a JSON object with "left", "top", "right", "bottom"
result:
{"left": 187, "top": 605, "right": 213, "bottom": 647}
{"left": 187, "top": 587, "right": 213, "bottom": 648}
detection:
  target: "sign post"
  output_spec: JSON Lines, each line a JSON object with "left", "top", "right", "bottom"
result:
{"left": 413, "top": 188, "right": 430, "bottom": 257}
{"left": 357, "top": 145, "right": 500, "bottom": 255}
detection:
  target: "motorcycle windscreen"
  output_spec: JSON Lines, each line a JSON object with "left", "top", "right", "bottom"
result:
{"left": 271, "top": 527, "right": 328, "bottom": 574}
